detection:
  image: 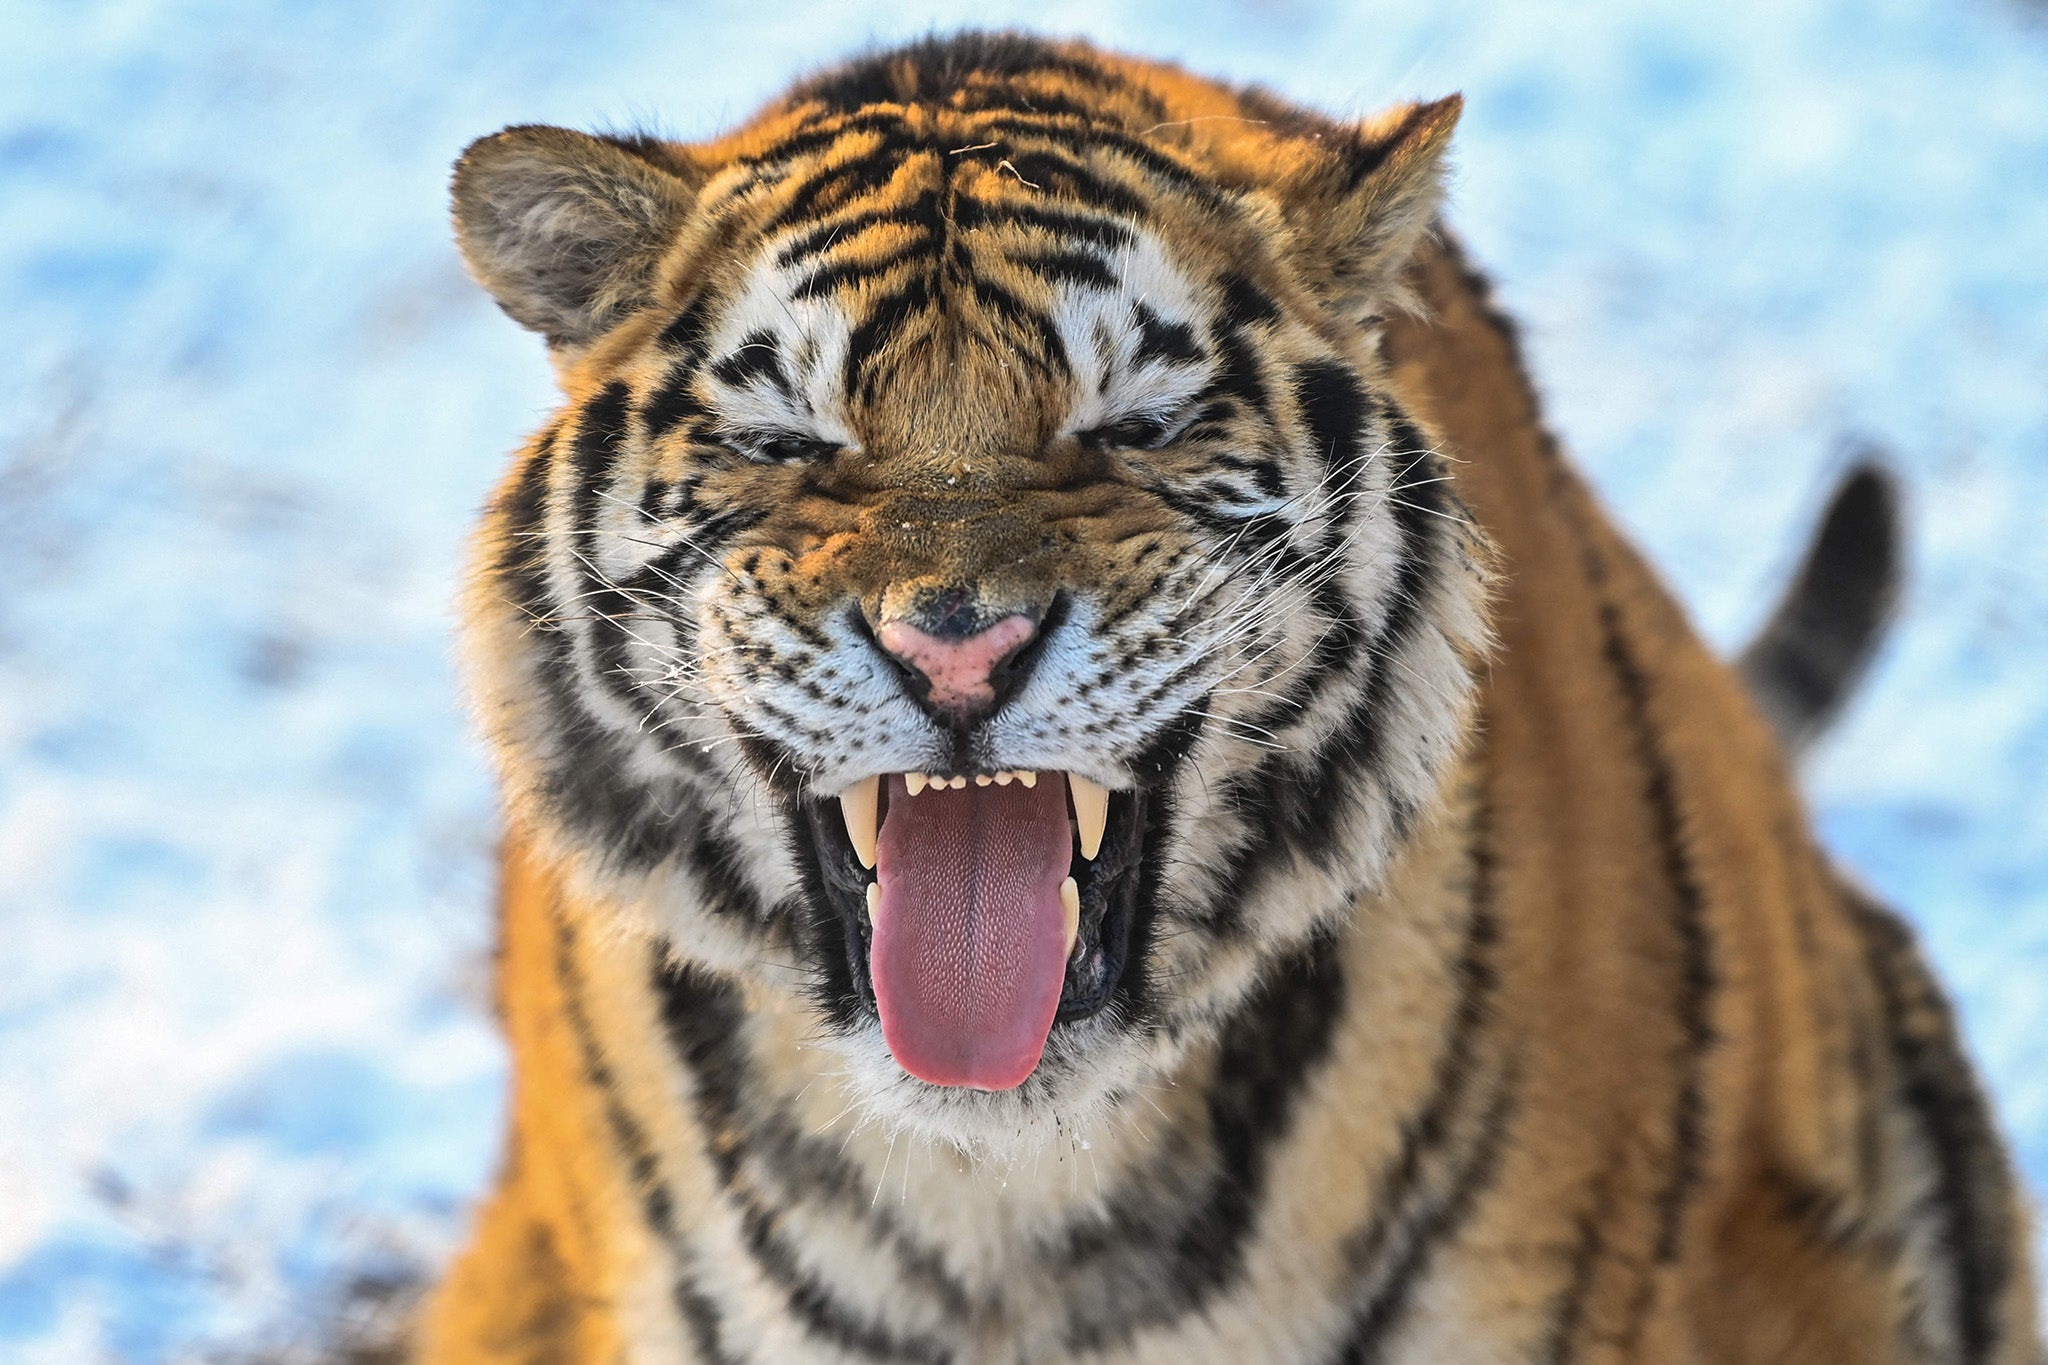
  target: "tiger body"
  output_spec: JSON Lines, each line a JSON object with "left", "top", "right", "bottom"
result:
{"left": 421, "top": 36, "right": 2038, "bottom": 1363}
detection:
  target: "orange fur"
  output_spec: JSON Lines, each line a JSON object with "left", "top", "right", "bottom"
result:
{"left": 420, "top": 37, "right": 2038, "bottom": 1362}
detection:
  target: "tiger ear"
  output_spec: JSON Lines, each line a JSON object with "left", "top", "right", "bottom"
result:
{"left": 1275, "top": 94, "right": 1462, "bottom": 314}
{"left": 451, "top": 125, "right": 701, "bottom": 349}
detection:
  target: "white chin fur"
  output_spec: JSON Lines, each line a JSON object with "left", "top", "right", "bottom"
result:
{"left": 818, "top": 1014, "right": 1178, "bottom": 1165}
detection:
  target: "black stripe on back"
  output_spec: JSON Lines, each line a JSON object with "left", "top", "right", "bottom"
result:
{"left": 1849, "top": 891, "right": 2017, "bottom": 1363}
{"left": 1585, "top": 565, "right": 1716, "bottom": 1272}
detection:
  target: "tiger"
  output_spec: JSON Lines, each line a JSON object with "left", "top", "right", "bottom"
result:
{"left": 418, "top": 32, "right": 2040, "bottom": 1364}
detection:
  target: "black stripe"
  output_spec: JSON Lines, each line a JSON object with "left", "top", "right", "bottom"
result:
{"left": 791, "top": 236, "right": 933, "bottom": 299}
{"left": 979, "top": 145, "right": 1150, "bottom": 218}
{"left": 656, "top": 294, "right": 716, "bottom": 357}
{"left": 1536, "top": 1161, "right": 1619, "bottom": 1365}
{"left": 774, "top": 194, "right": 939, "bottom": 267}
{"left": 950, "top": 195, "right": 1137, "bottom": 248}
{"left": 673, "top": 1274, "right": 742, "bottom": 1365}
{"left": 494, "top": 422, "right": 563, "bottom": 616}
{"left": 1203, "top": 440, "right": 1446, "bottom": 932}
{"left": 709, "top": 330, "right": 793, "bottom": 394}
{"left": 1327, "top": 789, "right": 1510, "bottom": 1361}
{"left": 841, "top": 274, "right": 932, "bottom": 395}
{"left": 1132, "top": 301, "right": 1202, "bottom": 366}
{"left": 553, "top": 911, "right": 676, "bottom": 1234}
{"left": 551, "top": 907, "right": 741, "bottom": 1364}
{"left": 788, "top": 34, "right": 1158, "bottom": 120}
{"left": 1339, "top": 103, "right": 1433, "bottom": 193}
{"left": 503, "top": 413, "right": 709, "bottom": 869}
{"left": 738, "top": 108, "right": 911, "bottom": 170}
{"left": 1437, "top": 236, "right": 1569, "bottom": 476}
{"left": 1292, "top": 360, "right": 1368, "bottom": 473}
{"left": 1010, "top": 245, "right": 1118, "bottom": 289}
{"left": 1218, "top": 272, "right": 1280, "bottom": 327}
{"left": 1328, "top": 1074, "right": 1518, "bottom": 1365}
{"left": 1205, "top": 321, "right": 1270, "bottom": 420}
{"left": 1054, "top": 929, "right": 1348, "bottom": 1352}
{"left": 760, "top": 134, "right": 934, "bottom": 237}
{"left": 1571, "top": 537, "right": 1718, "bottom": 1357}
{"left": 552, "top": 388, "right": 757, "bottom": 859}
{"left": 570, "top": 382, "right": 632, "bottom": 556}
{"left": 643, "top": 363, "right": 709, "bottom": 441}
{"left": 1586, "top": 569, "right": 1716, "bottom": 1272}
{"left": 735, "top": 1202, "right": 954, "bottom": 1364}
{"left": 654, "top": 956, "right": 976, "bottom": 1355}
{"left": 971, "top": 113, "right": 1230, "bottom": 208}
{"left": 962, "top": 271, "right": 1068, "bottom": 377}
{"left": 1849, "top": 892, "right": 2017, "bottom": 1363}
{"left": 948, "top": 83, "right": 1118, "bottom": 124}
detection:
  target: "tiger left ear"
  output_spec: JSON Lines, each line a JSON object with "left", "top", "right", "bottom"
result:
{"left": 1276, "top": 94, "right": 1462, "bottom": 314}
{"left": 451, "top": 125, "right": 703, "bottom": 351}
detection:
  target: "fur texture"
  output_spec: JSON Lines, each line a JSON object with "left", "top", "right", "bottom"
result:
{"left": 420, "top": 34, "right": 2038, "bottom": 1363}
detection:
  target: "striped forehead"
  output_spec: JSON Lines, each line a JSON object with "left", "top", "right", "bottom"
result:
{"left": 697, "top": 213, "right": 1215, "bottom": 441}
{"left": 697, "top": 256, "right": 860, "bottom": 446}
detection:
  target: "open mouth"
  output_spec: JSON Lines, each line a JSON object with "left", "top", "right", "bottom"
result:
{"left": 800, "top": 770, "right": 1148, "bottom": 1091}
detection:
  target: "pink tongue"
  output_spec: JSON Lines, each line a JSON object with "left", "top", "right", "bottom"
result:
{"left": 871, "top": 775, "right": 1072, "bottom": 1090}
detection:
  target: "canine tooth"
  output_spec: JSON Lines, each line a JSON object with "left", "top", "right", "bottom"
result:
{"left": 1017, "top": 770, "right": 1037, "bottom": 789}
{"left": 839, "top": 776, "right": 879, "bottom": 870}
{"left": 866, "top": 882, "right": 880, "bottom": 919}
{"left": 1070, "top": 774, "right": 1109, "bottom": 860}
{"left": 1060, "top": 877, "right": 1080, "bottom": 956}
{"left": 975, "top": 774, "right": 992, "bottom": 786}
{"left": 905, "top": 773, "right": 928, "bottom": 797}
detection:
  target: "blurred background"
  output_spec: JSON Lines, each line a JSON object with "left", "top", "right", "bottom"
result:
{"left": 2, "top": 0, "right": 2044, "bottom": 1358}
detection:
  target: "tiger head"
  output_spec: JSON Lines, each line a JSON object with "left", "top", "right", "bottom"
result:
{"left": 453, "top": 35, "right": 1493, "bottom": 1152}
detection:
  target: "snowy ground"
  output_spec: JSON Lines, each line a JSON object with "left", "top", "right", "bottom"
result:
{"left": 2, "top": 0, "right": 2044, "bottom": 1358}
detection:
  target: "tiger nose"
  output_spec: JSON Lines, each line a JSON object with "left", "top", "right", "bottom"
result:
{"left": 875, "top": 613, "right": 1039, "bottom": 722}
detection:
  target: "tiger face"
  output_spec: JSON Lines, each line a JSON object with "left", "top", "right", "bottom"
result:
{"left": 454, "top": 38, "right": 1492, "bottom": 1151}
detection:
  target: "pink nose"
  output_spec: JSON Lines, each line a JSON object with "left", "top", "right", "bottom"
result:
{"left": 876, "top": 614, "right": 1038, "bottom": 717}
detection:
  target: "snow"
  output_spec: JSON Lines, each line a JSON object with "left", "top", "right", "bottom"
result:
{"left": 1, "top": 0, "right": 2043, "bottom": 1356}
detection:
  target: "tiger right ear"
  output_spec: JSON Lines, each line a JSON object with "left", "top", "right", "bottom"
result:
{"left": 1271, "top": 95, "right": 1462, "bottom": 315}
{"left": 451, "top": 126, "right": 701, "bottom": 349}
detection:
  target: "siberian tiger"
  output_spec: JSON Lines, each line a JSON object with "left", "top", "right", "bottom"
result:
{"left": 420, "top": 33, "right": 2039, "bottom": 1364}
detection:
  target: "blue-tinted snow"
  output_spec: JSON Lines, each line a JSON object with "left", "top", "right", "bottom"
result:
{"left": 1, "top": 0, "right": 2043, "bottom": 1357}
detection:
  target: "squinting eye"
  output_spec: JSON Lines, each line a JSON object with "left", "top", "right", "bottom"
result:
{"left": 1077, "top": 410, "right": 1196, "bottom": 452}
{"left": 729, "top": 431, "right": 843, "bottom": 464}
